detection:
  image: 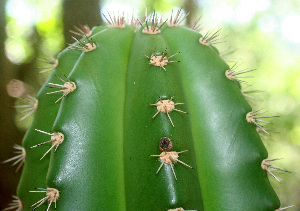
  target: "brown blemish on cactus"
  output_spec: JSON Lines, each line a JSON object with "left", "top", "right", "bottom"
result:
{"left": 199, "top": 29, "right": 224, "bottom": 46}
{"left": 150, "top": 150, "right": 192, "bottom": 180}
{"left": 168, "top": 8, "right": 190, "bottom": 27}
{"left": 3, "top": 195, "right": 22, "bottom": 211}
{"left": 68, "top": 35, "right": 96, "bottom": 52}
{"left": 246, "top": 109, "right": 279, "bottom": 135}
{"left": 145, "top": 49, "right": 180, "bottom": 71}
{"left": 46, "top": 75, "right": 76, "bottom": 103}
{"left": 103, "top": 12, "right": 125, "bottom": 28}
{"left": 261, "top": 158, "right": 290, "bottom": 183}
{"left": 150, "top": 97, "right": 187, "bottom": 127}
{"left": 13, "top": 94, "right": 38, "bottom": 122}
{"left": 2, "top": 144, "right": 26, "bottom": 172}
{"left": 70, "top": 24, "right": 92, "bottom": 38}
{"left": 29, "top": 188, "right": 59, "bottom": 211}
{"left": 159, "top": 137, "right": 173, "bottom": 151}
{"left": 30, "top": 129, "right": 64, "bottom": 160}
{"left": 37, "top": 56, "right": 59, "bottom": 74}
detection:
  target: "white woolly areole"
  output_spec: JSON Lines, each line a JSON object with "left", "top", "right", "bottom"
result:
{"left": 155, "top": 100, "right": 175, "bottom": 114}
{"left": 246, "top": 112, "right": 255, "bottom": 123}
{"left": 33, "top": 99, "right": 39, "bottom": 111}
{"left": 63, "top": 81, "right": 76, "bottom": 95}
{"left": 225, "top": 69, "right": 235, "bottom": 80}
{"left": 159, "top": 151, "right": 179, "bottom": 164}
{"left": 261, "top": 159, "right": 268, "bottom": 170}
{"left": 46, "top": 188, "right": 60, "bottom": 202}
{"left": 168, "top": 208, "right": 184, "bottom": 211}
{"left": 150, "top": 55, "right": 168, "bottom": 67}
{"left": 142, "top": 27, "right": 161, "bottom": 34}
{"left": 53, "top": 59, "right": 59, "bottom": 68}
{"left": 83, "top": 43, "right": 97, "bottom": 52}
{"left": 51, "top": 133, "right": 64, "bottom": 145}
{"left": 199, "top": 37, "right": 210, "bottom": 46}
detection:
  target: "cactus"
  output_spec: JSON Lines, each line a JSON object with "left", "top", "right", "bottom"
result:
{"left": 4, "top": 9, "right": 291, "bottom": 211}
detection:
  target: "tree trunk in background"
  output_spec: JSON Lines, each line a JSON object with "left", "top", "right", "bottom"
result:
{"left": 0, "top": 0, "right": 24, "bottom": 209}
{"left": 62, "top": 0, "right": 103, "bottom": 44}
{"left": 183, "top": 0, "right": 200, "bottom": 27}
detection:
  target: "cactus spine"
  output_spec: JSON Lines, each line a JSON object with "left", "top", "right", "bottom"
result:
{"left": 4, "top": 10, "right": 289, "bottom": 210}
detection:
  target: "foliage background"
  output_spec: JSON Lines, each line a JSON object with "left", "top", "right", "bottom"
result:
{"left": 0, "top": 0, "right": 299, "bottom": 210}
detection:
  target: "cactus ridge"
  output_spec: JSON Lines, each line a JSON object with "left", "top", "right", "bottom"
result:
{"left": 2, "top": 9, "right": 293, "bottom": 211}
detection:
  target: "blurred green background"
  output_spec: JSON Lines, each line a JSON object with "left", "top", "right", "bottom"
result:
{"left": 0, "top": 0, "right": 299, "bottom": 210}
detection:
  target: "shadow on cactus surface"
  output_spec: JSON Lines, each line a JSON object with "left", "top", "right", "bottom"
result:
{"left": 3, "top": 9, "right": 295, "bottom": 211}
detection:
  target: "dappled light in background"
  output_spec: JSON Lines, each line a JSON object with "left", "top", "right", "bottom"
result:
{"left": 203, "top": 0, "right": 271, "bottom": 24}
{"left": 5, "top": 0, "right": 63, "bottom": 64}
{"left": 281, "top": 14, "right": 300, "bottom": 44}
{"left": 1, "top": 0, "right": 299, "bottom": 209}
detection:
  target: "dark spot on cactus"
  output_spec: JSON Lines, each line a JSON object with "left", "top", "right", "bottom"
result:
{"left": 159, "top": 137, "right": 173, "bottom": 151}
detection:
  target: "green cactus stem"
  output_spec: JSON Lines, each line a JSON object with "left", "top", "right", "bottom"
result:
{"left": 4, "top": 9, "right": 290, "bottom": 211}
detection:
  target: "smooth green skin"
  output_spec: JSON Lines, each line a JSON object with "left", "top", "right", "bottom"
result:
{"left": 17, "top": 24, "right": 280, "bottom": 211}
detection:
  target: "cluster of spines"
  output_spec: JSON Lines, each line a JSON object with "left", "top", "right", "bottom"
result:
{"left": 150, "top": 136, "right": 193, "bottom": 181}
{"left": 2, "top": 9, "right": 294, "bottom": 211}
{"left": 69, "top": 24, "right": 92, "bottom": 38}
{"left": 3, "top": 195, "right": 22, "bottom": 211}
{"left": 45, "top": 75, "right": 77, "bottom": 103}
{"left": 102, "top": 12, "right": 126, "bottom": 28}
{"left": 2, "top": 145, "right": 25, "bottom": 172}
{"left": 36, "top": 56, "right": 59, "bottom": 74}
{"left": 13, "top": 94, "right": 39, "bottom": 122}
{"left": 102, "top": 8, "right": 193, "bottom": 34}
{"left": 189, "top": 16, "right": 203, "bottom": 32}
{"left": 150, "top": 96, "right": 187, "bottom": 127}
{"left": 28, "top": 188, "right": 59, "bottom": 211}
{"left": 67, "top": 35, "right": 96, "bottom": 52}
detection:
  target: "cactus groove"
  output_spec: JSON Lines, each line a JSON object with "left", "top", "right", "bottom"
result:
{"left": 4, "top": 9, "right": 289, "bottom": 211}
